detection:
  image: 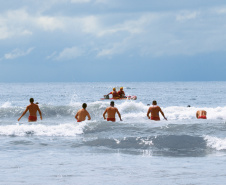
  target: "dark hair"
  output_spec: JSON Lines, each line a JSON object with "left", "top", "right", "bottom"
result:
{"left": 30, "top": 98, "right": 34, "bottom": 103}
{"left": 82, "top": 103, "right": 87, "bottom": 109}
{"left": 152, "top": 100, "right": 157, "bottom": 105}
{"left": 110, "top": 101, "right": 114, "bottom": 106}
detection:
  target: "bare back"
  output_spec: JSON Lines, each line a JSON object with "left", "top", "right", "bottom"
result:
{"left": 18, "top": 102, "right": 42, "bottom": 122}
{"left": 75, "top": 108, "right": 91, "bottom": 121}
{"left": 148, "top": 106, "right": 161, "bottom": 117}
{"left": 147, "top": 105, "right": 167, "bottom": 120}
{"left": 106, "top": 107, "right": 118, "bottom": 118}
{"left": 27, "top": 103, "right": 41, "bottom": 116}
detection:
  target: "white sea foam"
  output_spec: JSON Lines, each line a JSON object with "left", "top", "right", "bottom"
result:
{"left": 1, "top": 102, "right": 12, "bottom": 108}
{"left": 1, "top": 101, "right": 226, "bottom": 121}
{"left": 163, "top": 106, "right": 226, "bottom": 120}
{"left": 139, "top": 138, "right": 153, "bottom": 146}
{"left": 204, "top": 135, "right": 226, "bottom": 150}
{"left": 118, "top": 101, "right": 148, "bottom": 113}
{"left": 1, "top": 82, "right": 226, "bottom": 183}
{"left": 0, "top": 122, "right": 86, "bottom": 137}
{"left": 118, "top": 102, "right": 226, "bottom": 121}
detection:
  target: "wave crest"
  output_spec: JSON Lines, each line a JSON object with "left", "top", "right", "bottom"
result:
{"left": 0, "top": 123, "right": 85, "bottom": 136}
{"left": 1, "top": 101, "right": 226, "bottom": 120}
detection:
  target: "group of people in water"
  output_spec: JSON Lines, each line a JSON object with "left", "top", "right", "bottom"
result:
{"left": 18, "top": 91, "right": 207, "bottom": 122}
{"left": 106, "top": 87, "right": 126, "bottom": 99}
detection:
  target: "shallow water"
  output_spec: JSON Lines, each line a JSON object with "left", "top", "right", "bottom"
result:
{"left": 0, "top": 82, "right": 226, "bottom": 184}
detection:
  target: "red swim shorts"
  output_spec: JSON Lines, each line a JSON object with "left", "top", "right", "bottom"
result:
{"left": 151, "top": 117, "right": 160, "bottom": 121}
{"left": 77, "top": 120, "right": 82, "bottom": 122}
{"left": 28, "top": 116, "right": 37, "bottom": 122}
{"left": 198, "top": 116, "right": 207, "bottom": 119}
{"left": 107, "top": 118, "right": 116, "bottom": 122}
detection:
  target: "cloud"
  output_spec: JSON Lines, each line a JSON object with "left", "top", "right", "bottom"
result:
{"left": 95, "top": 9, "right": 226, "bottom": 57}
{"left": 0, "top": 9, "right": 33, "bottom": 40}
{"left": 0, "top": 9, "right": 101, "bottom": 39}
{"left": 176, "top": 11, "right": 198, "bottom": 21}
{"left": 0, "top": 26, "right": 11, "bottom": 39}
{"left": 70, "top": 0, "right": 108, "bottom": 3}
{"left": 96, "top": 19, "right": 144, "bottom": 37}
{"left": 36, "top": 16, "right": 64, "bottom": 31}
{"left": 54, "top": 47, "right": 84, "bottom": 60}
{"left": 1, "top": 4, "right": 226, "bottom": 59}
{"left": 97, "top": 37, "right": 131, "bottom": 57}
{"left": 46, "top": 51, "right": 57, "bottom": 60}
{"left": 3, "top": 47, "right": 34, "bottom": 60}
{"left": 95, "top": 0, "right": 108, "bottom": 3}
{"left": 80, "top": 16, "right": 101, "bottom": 34}
{"left": 70, "top": 0, "right": 91, "bottom": 3}
{"left": 0, "top": 9, "right": 66, "bottom": 40}
{"left": 214, "top": 7, "right": 226, "bottom": 14}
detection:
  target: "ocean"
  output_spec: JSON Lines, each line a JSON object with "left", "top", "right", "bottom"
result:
{"left": 0, "top": 82, "right": 226, "bottom": 185}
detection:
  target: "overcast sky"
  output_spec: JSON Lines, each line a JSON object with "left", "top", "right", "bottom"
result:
{"left": 0, "top": 0, "right": 226, "bottom": 82}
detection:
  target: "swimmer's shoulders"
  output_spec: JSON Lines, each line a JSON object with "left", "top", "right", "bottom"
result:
{"left": 152, "top": 106, "right": 160, "bottom": 110}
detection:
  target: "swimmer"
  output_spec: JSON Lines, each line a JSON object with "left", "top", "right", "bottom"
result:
{"left": 18, "top": 98, "right": 42, "bottom": 122}
{"left": 75, "top": 103, "right": 91, "bottom": 122}
{"left": 147, "top": 100, "right": 167, "bottom": 121}
{"left": 103, "top": 101, "right": 122, "bottom": 122}
{"left": 196, "top": 110, "right": 207, "bottom": 119}
{"left": 117, "top": 87, "right": 126, "bottom": 98}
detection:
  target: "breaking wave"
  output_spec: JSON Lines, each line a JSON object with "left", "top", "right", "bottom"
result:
{"left": 0, "top": 123, "right": 86, "bottom": 137}
{"left": 1, "top": 101, "right": 226, "bottom": 120}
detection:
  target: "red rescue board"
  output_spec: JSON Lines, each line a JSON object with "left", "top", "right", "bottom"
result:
{"left": 100, "top": 95, "right": 137, "bottom": 100}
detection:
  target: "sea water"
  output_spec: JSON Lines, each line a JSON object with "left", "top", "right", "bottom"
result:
{"left": 0, "top": 82, "right": 226, "bottom": 185}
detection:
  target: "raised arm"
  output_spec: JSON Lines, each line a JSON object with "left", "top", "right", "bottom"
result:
{"left": 18, "top": 107, "right": 29, "bottom": 121}
{"left": 116, "top": 108, "right": 122, "bottom": 121}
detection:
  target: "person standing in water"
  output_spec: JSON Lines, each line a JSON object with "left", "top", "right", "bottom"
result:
{"left": 147, "top": 100, "right": 167, "bottom": 121}
{"left": 75, "top": 103, "right": 91, "bottom": 122}
{"left": 196, "top": 110, "right": 207, "bottom": 119}
{"left": 18, "top": 98, "right": 42, "bottom": 122}
{"left": 103, "top": 101, "right": 122, "bottom": 122}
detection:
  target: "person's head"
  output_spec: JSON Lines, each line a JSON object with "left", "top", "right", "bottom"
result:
{"left": 113, "top": 87, "right": 116, "bottom": 91}
{"left": 82, "top": 103, "right": 87, "bottom": 109}
{"left": 30, "top": 98, "right": 34, "bottom": 103}
{"left": 110, "top": 101, "right": 114, "bottom": 107}
{"left": 152, "top": 100, "right": 157, "bottom": 105}
{"left": 120, "top": 87, "right": 123, "bottom": 90}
